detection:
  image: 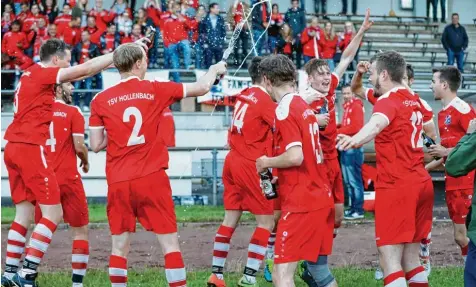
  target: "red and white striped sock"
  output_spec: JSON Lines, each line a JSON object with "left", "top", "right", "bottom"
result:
{"left": 266, "top": 232, "right": 276, "bottom": 260}
{"left": 21, "top": 218, "right": 57, "bottom": 277}
{"left": 164, "top": 252, "right": 187, "bottom": 287}
{"left": 243, "top": 227, "right": 270, "bottom": 282}
{"left": 72, "top": 240, "right": 89, "bottom": 286}
{"left": 419, "top": 233, "right": 431, "bottom": 258}
{"left": 4, "top": 222, "right": 28, "bottom": 279}
{"left": 384, "top": 270, "right": 406, "bottom": 287}
{"left": 109, "top": 255, "right": 127, "bottom": 287}
{"left": 405, "top": 266, "right": 429, "bottom": 287}
{"left": 211, "top": 225, "right": 235, "bottom": 280}
{"left": 461, "top": 244, "right": 468, "bottom": 262}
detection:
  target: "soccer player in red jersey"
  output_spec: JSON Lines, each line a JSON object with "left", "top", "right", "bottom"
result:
{"left": 88, "top": 43, "right": 227, "bottom": 287}
{"left": 1, "top": 38, "right": 148, "bottom": 287}
{"left": 337, "top": 51, "right": 432, "bottom": 287}
{"left": 207, "top": 57, "right": 276, "bottom": 287}
{"left": 352, "top": 62, "right": 436, "bottom": 278}
{"left": 255, "top": 54, "right": 335, "bottom": 287}
{"left": 426, "top": 66, "right": 476, "bottom": 263}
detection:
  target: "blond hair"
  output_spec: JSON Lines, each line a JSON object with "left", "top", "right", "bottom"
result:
{"left": 113, "top": 43, "right": 144, "bottom": 73}
{"left": 324, "top": 21, "right": 336, "bottom": 40}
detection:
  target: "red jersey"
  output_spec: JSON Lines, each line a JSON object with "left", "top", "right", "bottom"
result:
{"left": 54, "top": 14, "right": 72, "bottom": 35}
{"left": 22, "top": 14, "right": 48, "bottom": 32}
{"left": 158, "top": 107, "right": 176, "bottom": 147}
{"left": 4, "top": 63, "right": 62, "bottom": 145}
{"left": 61, "top": 25, "right": 81, "bottom": 46}
{"left": 1, "top": 31, "right": 29, "bottom": 55}
{"left": 234, "top": 2, "right": 244, "bottom": 24}
{"left": 275, "top": 93, "right": 332, "bottom": 212}
{"left": 46, "top": 100, "right": 85, "bottom": 177}
{"left": 301, "top": 27, "right": 321, "bottom": 58}
{"left": 228, "top": 86, "right": 276, "bottom": 161}
{"left": 89, "top": 9, "right": 115, "bottom": 32}
{"left": 162, "top": 16, "right": 197, "bottom": 46}
{"left": 146, "top": 6, "right": 161, "bottom": 26}
{"left": 337, "top": 98, "right": 364, "bottom": 136}
{"left": 318, "top": 34, "right": 338, "bottom": 59}
{"left": 89, "top": 76, "right": 186, "bottom": 184}
{"left": 438, "top": 97, "right": 476, "bottom": 190}
{"left": 16, "top": 11, "right": 32, "bottom": 24}
{"left": 83, "top": 26, "right": 102, "bottom": 45}
{"left": 121, "top": 33, "right": 142, "bottom": 44}
{"left": 309, "top": 73, "right": 339, "bottom": 159}
{"left": 33, "top": 27, "right": 48, "bottom": 58}
{"left": 372, "top": 87, "right": 432, "bottom": 189}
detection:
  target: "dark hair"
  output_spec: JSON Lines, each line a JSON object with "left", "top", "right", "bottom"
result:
{"left": 272, "top": 3, "right": 279, "bottom": 9}
{"left": 248, "top": 56, "right": 263, "bottom": 84}
{"left": 432, "top": 66, "right": 461, "bottom": 92}
{"left": 406, "top": 64, "right": 414, "bottom": 80}
{"left": 11, "top": 20, "right": 21, "bottom": 27}
{"left": 82, "top": 29, "right": 90, "bottom": 35}
{"left": 107, "top": 22, "right": 116, "bottom": 28}
{"left": 63, "top": 3, "right": 70, "bottom": 8}
{"left": 452, "top": 13, "right": 459, "bottom": 17}
{"left": 259, "top": 54, "right": 296, "bottom": 87}
{"left": 209, "top": 3, "right": 218, "bottom": 10}
{"left": 40, "top": 38, "right": 68, "bottom": 62}
{"left": 341, "top": 84, "right": 351, "bottom": 91}
{"left": 370, "top": 50, "right": 406, "bottom": 83}
{"left": 291, "top": 0, "right": 299, "bottom": 3}
{"left": 304, "top": 58, "right": 330, "bottom": 76}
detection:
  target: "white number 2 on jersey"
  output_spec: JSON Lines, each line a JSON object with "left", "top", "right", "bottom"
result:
{"left": 410, "top": 111, "right": 424, "bottom": 148}
{"left": 123, "top": 107, "right": 145, "bottom": 146}
{"left": 309, "top": 122, "right": 323, "bottom": 164}
{"left": 231, "top": 100, "right": 249, "bottom": 134}
{"left": 46, "top": 122, "right": 56, "bottom": 152}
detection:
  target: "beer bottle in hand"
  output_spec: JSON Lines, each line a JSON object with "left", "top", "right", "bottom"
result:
{"left": 260, "top": 169, "right": 278, "bottom": 200}
{"left": 422, "top": 133, "right": 440, "bottom": 160}
{"left": 318, "top": 99, "right": 328, "bottom": 131}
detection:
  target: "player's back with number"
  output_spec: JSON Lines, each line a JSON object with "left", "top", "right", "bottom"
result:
{"left": 229, "top": 86, "right": 276, "bottom": 160}
{"left": 373, "top": 88, "right": 431, "bottom": 187}
{"left": 89, "top": 77, "right": 185, "bottom": 184}
{"left": 5, "top": 63, "right": 61, "bottom": 145}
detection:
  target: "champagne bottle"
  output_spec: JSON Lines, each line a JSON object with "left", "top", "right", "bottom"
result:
{"left": 145, "top": 26, "right": 156, "bottom": 49}
{"left": 422, "top": 133, "right": 440, "bottom": 160}
{"left": 318, "top": 99, "right": 328, "bottom": 131}
{"left": 260, "top": 169, "right": 278, "bottom": 200}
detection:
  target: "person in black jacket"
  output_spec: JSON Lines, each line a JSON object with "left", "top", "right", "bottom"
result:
{"left": 442, "top": 13, "right": 469, "bottom": 72}
{"left": 284, "top": 0, "right": 305, "bottom": 68}
{"left": 72, "top": 30, "right": 101, "bottom": 111}
{"left": 251, "top": 0, "right": 269, "bottom": 56}
{"left": 200, "top": 3, "right": 227, "bottom": 68}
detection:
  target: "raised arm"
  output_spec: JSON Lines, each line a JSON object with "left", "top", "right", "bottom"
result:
{"left": 184, "top": 61, "right": 227, "bottom": 97}
{"left": 351, "top": 61, "right": 370, "bottom": 100}
{"left": 334, "top": 8, "right": 373, "bottom": 80}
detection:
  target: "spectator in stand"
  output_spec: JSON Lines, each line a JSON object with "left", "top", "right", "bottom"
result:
{"left": 1, "top": 20, "right": 33, "bottom": 70}
{"left": 61, "top": 15, "right": 82, "bottom": 47}
{"left": 100, "top": 22, "right": 121, "bottom": 54}
{"left": 143, "top": 0, "right": 161, "bottom": 67}
{"left": 284, "top": 0, "right": 305, "bottom": 68}
{"left": 2, "top": 12, "right": 12, "bottom": 34}
{"left": 117, "top": 10, "right": 133, "bottom": 36}
{"left": 193, "top": 5, "right": 206, "bottom": 69}
{"left": 337, "top": 85, "right": 365, "bottom": 219}
{"left": 338, "top": 21, "right": 360, "bottom": 70}
{"left": 23, "top": 4, "right": 48, "bottom": 33}
{"left": 319, "top": 21, "right": 338, "bottom": 71}
{"left": 136, "top": 7, "right": 157, "bottom": 67}
{"left": 301, "top": 16, "right": 321, "bottom": 63}
{"left": 180, "top": 0, "right": 196, "bottom": 17}
{"left": 72, "top": 30, "right": 101, "bottom": 111}
{"left": 89, "top": 0, "right": 116, "bottom": 33}
{"left": 39, "top": 0, "right": 59, "bottom": 24}
{"left": 163, "top": 2, "right": 196, "bottom": 81}
{"left": 32, "top": 17, "right": 48, "bottom": 62}
{"left": 44, "top": 23, "right": 58, "bottom": 40}
{"left": 121, "top": 23, "right": 143, "bottom": 43}
{"left": 111, "top": 0, "right": 132, "bottom": 18}
{"left": 268, "top": 3, "right": 284, "bottom": 55}
{"left": 442, "top": 13, "right": 469, "bottom": 72}
{"left": 4, "top": 4, "right": 15, "bottom": 20}
{"left": 76, "top": 0, "right": 90, "bottom": 27}
{"left": 54, "top": 4, "right": 72, "bottom": 35}
{"left": 200, "top": 3, "right": 226, "bottom": 68}
{"left": 251, "top": 0, "right": 269, "bottom": 55}
{"left": 228, "top": 0, "right": 250, "bottom": 67}
{"left": 16, "top": 3, "right": 31, "bottom": 25}
{"left": 83, "top": 15, "right": 102, "bottom": 45}
{"left": 340, "top": 0, "right": 357, "bottom": 15}
{"left": 159, "top": 1, "right": 175, "bottom": 69}
{"left": 276, "top": 23, "right": 293, "bottom": 58}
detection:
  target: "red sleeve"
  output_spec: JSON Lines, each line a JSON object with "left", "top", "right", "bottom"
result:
{"left": 417, "top": 97, "right": 434, "bottom": 125}
{"left": 300, "top": 28, "right": 310, "bottom": 45}
{"left": 373, "top": 96, "right": 398, "bottom": 125}
{"left": 71, "top": 108, "right": 85, "bottom": 136}
{"left": 261, "top": 100, "right": 276, "bottom": 127}
{"left": 40, "top": 66, "right": 62, "bottom": 84}
{"left": 102, "top": 11, "right": 116, "bottom": 23}
{"left": 186, "top": 17, "right": 198, "bottom": 30}
{"left": 1, "top": 35, "right": 7, "bottom": 53}
{"left": 153, "top": 81, "right": 185, "bottom": 108}
{"left": 337, "top": 102, "right": 364, "bottom": 136}
{"left": 89, "top": 98, "right": 104, "bottom": 128}
{"left": 365, "top": 88, "right": 377, "bottom": 105}
{"left": 459, "top": 108, "right": 476, "bottom": 132}
{"left": 277, "top": 109, "right": 302, "bottom": 151}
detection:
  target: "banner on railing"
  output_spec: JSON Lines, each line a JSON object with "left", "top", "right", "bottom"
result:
{"left": 102, "top": 70, "right": 171, "bottom": 89}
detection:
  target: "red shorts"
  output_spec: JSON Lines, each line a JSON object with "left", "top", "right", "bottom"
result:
{"left": 445, "top": 189, "right": 473, "bottom": 224}
{"left": 4, "top": 142, "right": 60, "bottom": 205}
{"left": 35, "top": 176, "right": 89, "bottom": 227}
{"left": 107, "top": 170, "right": 177, "bottom": 235}
{"left": 274, "top": 207, "right": 334, "bottom": 264}
{"left": 375, "top": 179, "right": 434, "bottom": 247}
{"left": 223, "top": 151, "right": 273, "bottom": 215}
{"left": 325, "top": 157, "right": 344, "bottom": 204}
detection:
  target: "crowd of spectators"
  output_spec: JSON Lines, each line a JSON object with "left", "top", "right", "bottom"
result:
{"left": 1, "top": 0, "right": 367, "bottom": 110}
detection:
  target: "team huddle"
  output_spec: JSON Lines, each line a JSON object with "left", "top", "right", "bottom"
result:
{"left": 1, "top": 8, "right": 474, "bottom": 287}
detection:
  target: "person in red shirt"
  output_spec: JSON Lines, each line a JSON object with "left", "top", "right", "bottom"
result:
{"left": 88, "top": 43, "right": 227, "bottom": 287}
{"left": 34, "top": 82, "right": 90, "bottom": 287}
{"left": 1, "top": 37, "right": 141, "bottom": 287}
{"left": 43, "top": 23, "right": 58, "bottom": 41}
{"left": 337, "top": 51, "right": 432, "bottom": 287}
{"left": 1, "top": 20, "right": 33, "bottom": 70}
{"left": 99, "top": 22, "right": 121, "bottom": 54}
{"left": 121, "top": 24, "right": 143, "bottom": 43}
{"left": 228, "top": 0, "right": 250, "bottom": 67}
{"left": 61, "top": 16, "right": 82, "bottom": 47}
{"left": 276, "top": 23, "right": 294, "bottom": 58}
{"left": 15, "top": 3, "right": 32, "bottom": 25}
{"left": 336, "top": 85, "right": 365, "bottom": 219}
{"left": 39, "top": 0, "right": 59, "bottom": 24}
{"left": 54, "top": 4, "right": 72, "bottom": 36}
{"left": 318, "top": 21, "right": 338, "bottom": 70}
{"left": 32, "top": 17, "right": 48, "bottom": 62}
{"left": 255, "top": 54, "right": 335, "bottom": 287}
{"left": 338, "top": 21, "right": 362, "bottom": 70}
{"left": 2, "top": 11, "right": 13, "bottom": 35}
{"left": 4, "top": 3, "right": 15, "bottom": 21}
{"left": 301, "top": 16, "right": 322, "bottom": 63}
{"left": 22, "top": 4, "right": 47, "bottom": 33}
{"left": 82, "top": 16, "right": 102, "bottom": 45}
{"left": 207, "top": 57, "right": 276, "bottom": 287}
{"left": 427, "top": 66, "right": 476, "bottom": 262}
{"left": 88, "top": 0, "right": 115, "bottom": 32}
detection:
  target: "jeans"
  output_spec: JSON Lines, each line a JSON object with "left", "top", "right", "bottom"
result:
{"left": 294, "top": 36, "right": 303, "bottom": 69}
{"left": 169, "top": 40, "right": 192, "bottom": 82}
{"left": 74, "top": 77, "right": 93, "bottom": 109}
{"left": 341, "top": 0, "right": 357, "bottom": 14}
{"left": 205, "top": 47, "right": 223, "bottom": 68}
{"left": 268, "top": 35, "right": 278, "bottom": 54}
{"left": 252, "top": 29, "right": 267, "bottom": 56}
{"left": 447, "top": 49, "right": 465, "bottom": 72}
{"left": 234, "top": 29, "right": 249, "bottom": 65}
{"left": 465, "top": 240, "right": 476, "bottom": 287}
{"left": 164, "top": 46, "right": 171, "bottom": 69}
{"left": 341, "top": 147, "right": 365, "bottom": 214}
{"left": 194, "top": 42, "right": 204, "bottom": 69}
{"left": 314, "top": 0, "right": 327, "bottom": 14}
{"left": 429, "top": 0, "right": 446, "bottom": 21}
{"left": 148, "top": 25, "right": 160, "bottom": 66}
